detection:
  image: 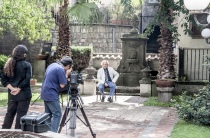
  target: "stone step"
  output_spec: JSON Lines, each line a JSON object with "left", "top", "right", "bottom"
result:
{"left": 116, "top": 86, "right": 140, "bottom": 95}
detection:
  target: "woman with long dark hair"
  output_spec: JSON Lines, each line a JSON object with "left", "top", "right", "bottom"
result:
{"left": 1, "top": 45, "right": 32, "bottom": 129}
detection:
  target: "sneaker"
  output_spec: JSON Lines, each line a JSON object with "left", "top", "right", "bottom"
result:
{"left": 101, "top": 96, "right": 105, "bottom": 102}
{"left": 107, "top": 97, "right": 111, "bottom": 102}
{"left": 109, "top": 97, "right": 113, "bottom": 103}
{"left": 107, "top": 97, "right": 113, "bottom": 103}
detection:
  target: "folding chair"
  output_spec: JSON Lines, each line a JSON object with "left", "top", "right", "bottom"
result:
{"left": 96, "top": 86, "right": 117, "bottom": 102}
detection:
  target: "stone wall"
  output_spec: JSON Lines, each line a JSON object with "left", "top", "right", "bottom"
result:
{"left": 0, "top": 24, "right": 132, "bottom": 57}
{"left": 0, "top": 24, "right": 132, "bottom": 80}
{"left": 69, "top": 24, "right": 132, "bottom": 53}
{"left": 51, "top": 24, "right": 132, "bottom": 53}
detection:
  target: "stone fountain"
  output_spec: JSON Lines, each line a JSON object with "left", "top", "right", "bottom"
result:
{"left": 116, "top": 15, "right": 148, "bottom": 94}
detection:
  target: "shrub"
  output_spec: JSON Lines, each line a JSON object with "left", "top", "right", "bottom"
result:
{"left": 173, "top": 84, "right": 210, "bottom": 125}
{"left": 0, "top": 54, "right": 9, "bottom": 74}
{"left": 47, "top": 46, "right": 92, "bottom": 73}
{"left": 71, "top": 46, "right": 92, "bottom": 73}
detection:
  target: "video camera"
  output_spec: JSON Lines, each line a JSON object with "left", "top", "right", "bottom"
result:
{"left": 59, "top": 71, "right": 83, "bottom": 95}
{"left": 68, "top": 71, "right": 84, "bottom": 95}
{"left": 69, "top": 71, "right": 84, "bottom": 85}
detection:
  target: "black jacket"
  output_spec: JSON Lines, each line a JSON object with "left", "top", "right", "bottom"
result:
{"left": 1, "top": 60, "right": 32, "bottom": 101}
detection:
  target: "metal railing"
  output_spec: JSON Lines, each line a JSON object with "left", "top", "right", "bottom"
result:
{"left": 178, "top": 47, "right": 210, "bottom": 81}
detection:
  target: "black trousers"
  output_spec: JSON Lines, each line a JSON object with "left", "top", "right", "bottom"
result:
{"left": 2, "top": 98, "right": 31, "bottom": 129}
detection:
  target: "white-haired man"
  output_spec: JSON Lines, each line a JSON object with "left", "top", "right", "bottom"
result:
{"left": 97, "top": 60, "right": 119, "bottom": 102}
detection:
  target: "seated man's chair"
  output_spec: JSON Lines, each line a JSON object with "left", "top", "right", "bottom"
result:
{"left": 96, "top": 86, "right": 117, "bottom": 102}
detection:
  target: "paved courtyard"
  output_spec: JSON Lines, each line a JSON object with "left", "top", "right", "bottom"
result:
{"left": 0, "top": 95, "right": 178, "bottom": 138}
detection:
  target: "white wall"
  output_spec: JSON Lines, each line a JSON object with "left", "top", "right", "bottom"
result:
{"left": 177, "top": 13, "right": 210, "bottom": 48}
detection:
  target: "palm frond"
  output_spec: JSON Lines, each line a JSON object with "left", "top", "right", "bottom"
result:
{"left": 68, "top": 2, "right": 99, "bottom": 24}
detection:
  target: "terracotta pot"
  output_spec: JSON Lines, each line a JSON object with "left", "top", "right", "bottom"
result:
{"left": 34, "top": 54, "right": 48, "bottom": 60}
{"left": 111, "top": 20, "right": 122, "bottom": 25}
{"left": 121, "top": 20, "right": 130, "bottom": 25}
{"left": 30, "top": 79, "right": 37, "bottom": 85}
{"left": 155, "top": 79, "right": 175, "bottom": 87}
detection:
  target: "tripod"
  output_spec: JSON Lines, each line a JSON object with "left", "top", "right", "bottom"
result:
{"left": 58, "top": 88, "right": 96, "bottom": 138}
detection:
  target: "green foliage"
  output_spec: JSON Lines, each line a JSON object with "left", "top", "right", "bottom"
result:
{"left": 143, "top": 96, "right": 180, "bottom": 107}
{"left": 0, "top": 92, "right": 8, "bottom": 107}
{"left": 68, "top": 1, "right": 99, "bottom": 24}
{"left": 0, "top": 92, "right": 70, "bottom": 107}
{"left": 203, "top": 54, "right": 210, "bottom": 67}
{"left": 143, "top": 0, "right": 190, "bottom": 43}
{"left": 0, "top": 54, "right": 8, "bottom": 70}
{"left": 0, "top": 0, "right": 56, "bottom": 43}
{"left": 171, "top": 119, "right": 210, "bottom": 138}
{"left": 108, "top": 0, "right": 141, "bottom": 20}
{"left": 71, "top": 46, "right": 92, "bottom": 73}
{"left": 120, "top": 0, "right": 141, "bottom": 20}
{"left": 31, "top": 92, "right": 43, "bottom": 103}
{"left": 173, "top": 84, "right": 210, "bottom": 125}
{"left": 0, "top": 92, "right": 43, "bottom": 107}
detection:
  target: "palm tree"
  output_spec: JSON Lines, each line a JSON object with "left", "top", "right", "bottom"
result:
{"left": 156, "top": 2, "right": 175, "bottom": 79}
{"left": 55, "top": 0, "right": 71, "bottom": 59}
{"left": 143, "top": 0, "right": 190, "bottom": 91}
{"left": 51, "top": 0, "right": 99, "bottom": 61}
{"left": 148, "top": 0, "right": 188, "bottom": 80}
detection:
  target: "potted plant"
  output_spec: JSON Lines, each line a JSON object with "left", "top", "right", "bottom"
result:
{"left": 109, "top": 0, "right": 124, "bottom": 25}
{"left": 144, "top": 0, "right": 189, "bottom": 90}
{"left": 120, "top": 0, "right": 141, "bottom": 25}
{"left": 30, "top": 78, "right": 37, "bottom": 85}
{"left": 34, "top": 48, "right": 49, "bottom": 60}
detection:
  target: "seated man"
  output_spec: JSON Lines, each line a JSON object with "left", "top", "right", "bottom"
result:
{"left": 97, "top": 60, "right": 119, "bottom": 102}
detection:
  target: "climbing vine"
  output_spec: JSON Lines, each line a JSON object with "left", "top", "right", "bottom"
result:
{"left": 143, "top": 0, "right": 191, "bottom": 79}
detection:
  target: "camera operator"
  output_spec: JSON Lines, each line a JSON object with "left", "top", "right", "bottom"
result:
{"left": 41, "top": 56, "right": 73, "bottom": 133}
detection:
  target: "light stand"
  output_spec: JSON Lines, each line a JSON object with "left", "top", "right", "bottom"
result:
{"left": 205, "top": 38, "right": 210, "bottom": 44}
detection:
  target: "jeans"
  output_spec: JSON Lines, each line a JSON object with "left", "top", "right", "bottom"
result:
{"left": 98, "top": 81, "right": 116, "bottom": 96}
{"left": 2, "top": 98, "right": 31, "bottom": 129}
{"left": 44, "top": 100, "right": 62, "bottom": 133}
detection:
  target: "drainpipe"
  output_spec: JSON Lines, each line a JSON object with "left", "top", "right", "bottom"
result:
{"left": 112, "top": 27, "right": 116, "bottom": 53}
{"left": 209, "top": 68, "right": 210, "bottom": 82}
{"left": 139, "top": 13, "right": 143, "bottom": 34}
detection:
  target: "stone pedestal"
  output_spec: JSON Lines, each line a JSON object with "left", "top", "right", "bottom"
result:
{"left": 83, "top": 79, "right": 96, "bottom": 95}
{"left": 85, "top": 66, "right": 96, "bottom": 79}
{"left": 140, "top": 83, "right": 151, "bottom": 97}
{"left": 139, "top": 67, "right": 152, "bottom": 97}
{"left": 32, "top": 60, "right": 46, "bottom": 82}
{"left": 157, "top": 87, "right": 174, "bottom": 103}
{"left": 140, "top": 80, "right": 151, "bottom": 97}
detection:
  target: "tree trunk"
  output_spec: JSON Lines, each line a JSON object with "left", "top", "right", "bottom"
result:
{"left": 157, "top": 1, "right": 175, "bottom": 79}
{"left": 56, "top": 0, "right": 71, "bottom": 60}
{"left": 157, "top": 25, "right": 175, "bottom": 79}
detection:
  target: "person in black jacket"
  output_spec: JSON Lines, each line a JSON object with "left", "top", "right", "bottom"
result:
{"left": 1, "top": 45, "right": 32, "bottom": 129}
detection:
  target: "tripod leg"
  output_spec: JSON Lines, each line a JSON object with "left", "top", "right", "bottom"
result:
{"left": 79, "top": 106, "right": 96, "bottom": 138}
{"left": 69, "top": 110, "right": 76, "bottom": 137}
{"left": 30, "top": 95, "right": 41, "bottom": 106}
{"left": 58, "top": 105, "right": 70, "bottom": 133}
